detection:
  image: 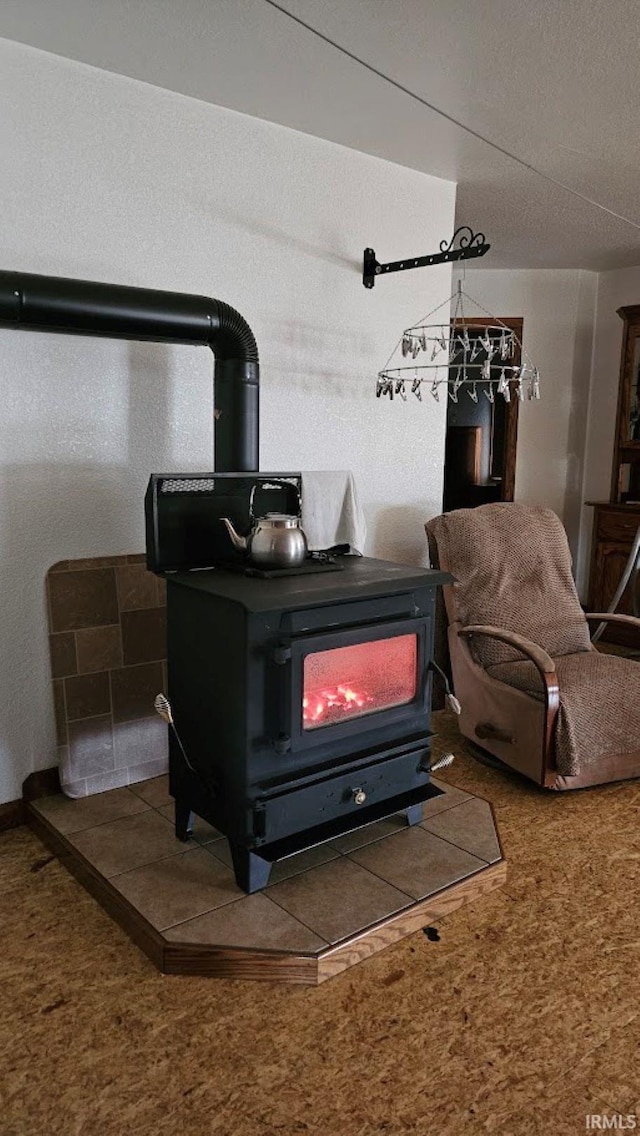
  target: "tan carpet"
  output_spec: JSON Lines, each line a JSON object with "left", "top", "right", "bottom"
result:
{"left": 2, "top": 711, "right": 640, "bottom": 1135}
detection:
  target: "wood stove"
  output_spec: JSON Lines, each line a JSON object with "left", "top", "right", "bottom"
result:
{"left": 0, "top": 270, "right": 453, "bottom": 894}
{"left": 166, "top": 556, "right": 451, "bottom": 891}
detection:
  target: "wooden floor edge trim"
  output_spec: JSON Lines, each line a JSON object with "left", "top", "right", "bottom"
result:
{"left": 162, "top": 944, "right": 320, "bottom": 984}
{"left": 317, "top": 859, "right": 507, "bottom": 983}
{"left": 27, "top": 805, "right": 165, "bottom": 973}
{"left": 0, "top": 799, "right": 25, "bottom": 833}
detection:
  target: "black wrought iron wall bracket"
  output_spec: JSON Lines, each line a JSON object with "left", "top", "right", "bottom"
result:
{"left": 363, "top": 226, "right": 490, "bottom": 289}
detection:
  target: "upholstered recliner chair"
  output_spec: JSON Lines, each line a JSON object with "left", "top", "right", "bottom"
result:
{"left": 426, "top": 503, "right": 640, "bottom": 790}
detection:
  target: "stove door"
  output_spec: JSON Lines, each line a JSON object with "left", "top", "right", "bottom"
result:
{"left": 276, "top": 616, "right": 430, "bottom": 756}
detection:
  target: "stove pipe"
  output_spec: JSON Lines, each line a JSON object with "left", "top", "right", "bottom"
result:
{"left": 0, "top": 270, "right": 259, "bottom": 472}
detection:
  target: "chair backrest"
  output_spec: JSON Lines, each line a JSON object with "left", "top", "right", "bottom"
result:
{"left": 426, "top": 503, "right": 591, "bottom": 668}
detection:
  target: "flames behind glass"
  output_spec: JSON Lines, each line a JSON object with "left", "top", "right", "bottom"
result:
{"left": 302, "top": 634, "right": 418, "bottom": 730}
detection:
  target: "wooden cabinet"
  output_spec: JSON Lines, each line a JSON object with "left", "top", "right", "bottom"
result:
{"left": 587, "top": 304, "right": 640, "bottom": 645}
{"left": 588, "top": 502, "right": 640, "bottom": 646}
{"left": 611, "top": 305, "right": 640, "bottom": 503}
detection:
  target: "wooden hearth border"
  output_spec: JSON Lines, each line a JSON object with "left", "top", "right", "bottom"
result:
{"left": 26, "top": 801, "right": 506, "bottom": 985}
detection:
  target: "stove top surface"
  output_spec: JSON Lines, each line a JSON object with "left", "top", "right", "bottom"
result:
{"left": 218, "top": 557, "right": 344, "bottom": 580}
{"left": 166, "top": 555, "right": 452, "bottom": 613}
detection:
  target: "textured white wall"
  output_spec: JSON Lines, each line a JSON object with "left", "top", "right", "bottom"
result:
{"left": 0, "top": 39, "right": 455, "bottom": 803}
{"left": 452, "top": 268, "right": 597, "bottom": 593}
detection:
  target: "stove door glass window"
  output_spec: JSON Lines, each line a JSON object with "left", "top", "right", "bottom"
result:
{"left": 302, "top": 633, "right": 417, "bottom": 731}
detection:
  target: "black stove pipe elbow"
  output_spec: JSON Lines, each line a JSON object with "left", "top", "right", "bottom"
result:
{"left": 0, "top": 269, "right": 259, "bottom": 472}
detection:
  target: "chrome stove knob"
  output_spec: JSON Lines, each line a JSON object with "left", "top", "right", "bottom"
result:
{"left": 353, "top": 788, "right": 367, "bottom": 805}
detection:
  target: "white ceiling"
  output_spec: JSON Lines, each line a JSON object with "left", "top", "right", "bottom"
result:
{"left": 2, "top": 0, "right": 640, "bottom": 271}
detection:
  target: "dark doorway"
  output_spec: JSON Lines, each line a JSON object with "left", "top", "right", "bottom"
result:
{"left": 443, "top": 317, "right": 521, "bottom": 512}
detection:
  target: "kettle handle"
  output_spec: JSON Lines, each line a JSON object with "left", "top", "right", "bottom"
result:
{"left": 248, "top": 479, "right": 302, "bottom": 522}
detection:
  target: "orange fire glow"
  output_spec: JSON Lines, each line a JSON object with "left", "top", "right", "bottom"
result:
{"left": 302, "top": 684, "right": 372, "bottom": 725}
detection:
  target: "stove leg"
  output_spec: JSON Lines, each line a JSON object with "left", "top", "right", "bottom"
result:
{"left": 175, "top": 797, "right": 194, "bottom": 843}
{"left": 229, "top": 843, "right": 272, "bottom": 893}
{"left": 405, "top": 803, "right": 423, "bottom": 828}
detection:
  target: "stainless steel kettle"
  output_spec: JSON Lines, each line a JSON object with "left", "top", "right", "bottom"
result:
{"left": 221, "top": 513, "right": 308, "bottom": 569}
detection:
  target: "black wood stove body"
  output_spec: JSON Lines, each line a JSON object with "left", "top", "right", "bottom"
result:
{"left": 167, "top": 557, "right": 451, "bottom": 892}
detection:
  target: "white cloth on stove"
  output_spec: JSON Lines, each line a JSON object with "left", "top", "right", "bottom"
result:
{"left": 300, "top": 471, "right": 367, "bottom": 555}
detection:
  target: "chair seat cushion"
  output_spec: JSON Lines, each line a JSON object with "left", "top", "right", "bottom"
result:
{"left": 487, "top": 650, "right": 640, "bottom": 777}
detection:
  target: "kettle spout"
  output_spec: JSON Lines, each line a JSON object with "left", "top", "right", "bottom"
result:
{"left": 221, "top": 517, "right": 248, "bottom": 552}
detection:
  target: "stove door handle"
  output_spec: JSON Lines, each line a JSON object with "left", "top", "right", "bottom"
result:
{"left": 273, "top": 735, "right": 292, "bottom": 755}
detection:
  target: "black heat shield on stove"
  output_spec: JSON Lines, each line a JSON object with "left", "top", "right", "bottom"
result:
{"left": 0, "top": 269, "right": 259, "bottom": 472}
{"left": 145, "top": 471, "right": 303, "bottom": 572}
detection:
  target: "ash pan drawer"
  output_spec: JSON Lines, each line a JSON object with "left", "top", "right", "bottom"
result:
{"left": 255, "top": 745, "right": 431, "bottom": 845}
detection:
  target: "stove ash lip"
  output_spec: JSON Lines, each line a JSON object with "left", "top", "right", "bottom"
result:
{"left": 0, "top": 268, "right": 259, "bottom": 473}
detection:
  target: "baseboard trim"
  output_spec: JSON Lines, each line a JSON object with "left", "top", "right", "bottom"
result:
{"left": 0, "top": 799, "right": 25, "bottom": 832}
{"left": 23, "top": 766, "right": 60, "bottom": 802}
{"left": 0, "top": 766, "right": 62, "bottom": 834}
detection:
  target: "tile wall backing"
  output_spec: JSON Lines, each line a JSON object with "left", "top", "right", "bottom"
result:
{"left": 45, "top": 555, "right": 168, "bottom": 799}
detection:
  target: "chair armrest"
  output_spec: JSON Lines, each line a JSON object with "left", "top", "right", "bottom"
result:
{"left": 458, "top": 625, "right": 556, "bottom": 675}
{"left": 458, "top": 625, "right": 560, "bottom": 773}
{"left": 585, "top": 613, "right": 640, "bottom": 633}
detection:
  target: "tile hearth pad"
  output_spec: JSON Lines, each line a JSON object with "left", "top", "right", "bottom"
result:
{"left": 28, "top": 775, "right": 506, "bottom": 984}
